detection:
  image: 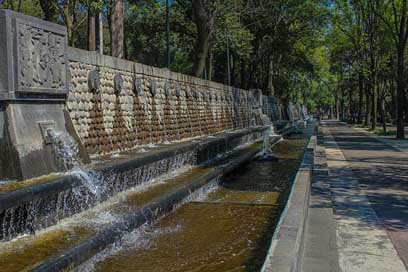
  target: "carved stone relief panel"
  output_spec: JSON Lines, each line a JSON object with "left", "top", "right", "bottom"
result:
{"left": 0, "top": 10, "right": 69, "bottom": 99}
{"left": 16, "top": 19, "right": 68, "bottom": 94}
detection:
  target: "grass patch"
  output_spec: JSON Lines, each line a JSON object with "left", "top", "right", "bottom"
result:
{"left": 371, "top": 129, "right": 396, "bottom": 136}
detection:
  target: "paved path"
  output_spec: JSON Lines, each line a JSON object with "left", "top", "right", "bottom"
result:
{"left": 302, "top": 121, "right": 407, "bottom": 272}
{"left": 352, "top": 126, "right": 408, "bottom": 154}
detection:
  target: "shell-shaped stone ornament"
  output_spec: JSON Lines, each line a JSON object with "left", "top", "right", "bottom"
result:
{"left": 88, "top": 69, "right": 100, "bottom": 92}
{"left": 114, "top": 73, "right": 124, "bottom": 95}
{"left": 134, "top": 78, "right": 143, "bottom": 96}
{"left": 149, "top": 79, "right": 157, "bottom": 97}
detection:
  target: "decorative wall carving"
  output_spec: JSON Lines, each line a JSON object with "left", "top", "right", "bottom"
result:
{"left": 176, "top": 83, "right": 182, "bottom": 97}
{"left": 149, "top": 79, "right": 157, "bottom": 96}
{"left": 0, "top": 11, "right": 69, "bottom": 99}
{"left": 114, "top": 73, "right": 123, "bottom": 95}
{"left": 134, "top": 78, "right": 142, "bottom": 96}
{"left": 164, "top": 80, "right": 171, "bottom": 97}
{"left": 88, "top": 70, "right": 100, "bottom": 92}
{"left": 17, "top": 21, "right": 67, "bottom": 93}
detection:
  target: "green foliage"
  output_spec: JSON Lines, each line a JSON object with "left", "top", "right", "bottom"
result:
{"left": 1, "top": 0, "right": 44, "bottom": 17}
{"left": 1, "top": 0, "right": 347, "bottom": 114}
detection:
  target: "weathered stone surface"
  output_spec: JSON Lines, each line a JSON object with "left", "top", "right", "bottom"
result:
{"left": 67, "top": 48, "right": 267, "bottom": 156}
{"left": 0, "top": 9, "right": 69, "bottom": 99}
{"left": 0, "top": 11, "right": 83, "bottom": 181}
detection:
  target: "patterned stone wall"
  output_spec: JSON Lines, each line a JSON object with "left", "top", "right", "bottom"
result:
{"left": 262, "top": 95, "right": 281, "bottom": 122}
{"left": 67, "top": 48, "right": 259, "bottom": 156}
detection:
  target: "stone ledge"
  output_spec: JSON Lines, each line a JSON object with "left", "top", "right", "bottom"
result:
{"left": 30, "top": 141, "right": 264, "bottom": 272}
{"left": 261, "top": 134, "right": 316, "bottom": 272}
{"left": 0, "top": 126, "right": 268, "bottom": 241}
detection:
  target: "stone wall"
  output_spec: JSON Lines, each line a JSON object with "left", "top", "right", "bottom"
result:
{"left": 67, "top": 48, "right": 259, "bottom": 156}
{"left": 262, "top": 95, "right": 281, "bottom": 122}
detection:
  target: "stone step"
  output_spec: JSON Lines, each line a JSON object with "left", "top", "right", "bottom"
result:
{"left": 0, "top": 142, "right": 260, "bottom": 272}
{"left": 0, "top": 127, "right": 269, "bottom": 241}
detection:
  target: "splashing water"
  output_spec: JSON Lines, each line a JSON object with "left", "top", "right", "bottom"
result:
{"left": 0, "top": 150, "right": 198, "bottom": 242}
{"left": 47, "top": 129, "right": 82, "bottom": 171}
{"left": 75, "top": 178, "right": 219, "bottom": 272}
{"left": 269, "top": 123, "right": 279, "bottom": 137}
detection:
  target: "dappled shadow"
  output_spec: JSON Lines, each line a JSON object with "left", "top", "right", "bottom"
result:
{"left": 351, "top": 164, "right": 408, "bottom": 232}
{"left": 325, "top": 121, "right": 408, "bottom": 233}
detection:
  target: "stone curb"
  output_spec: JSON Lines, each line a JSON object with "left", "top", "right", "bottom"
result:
{"left": 261, "top": 133, "right": 316, "bottom": 272}
{"left": 31, "top": 143, "right": 263, "bottom": 272}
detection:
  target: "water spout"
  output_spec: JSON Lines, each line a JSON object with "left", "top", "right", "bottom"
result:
{"left": 47, "top": 129, "right": 82, "bottom": 171}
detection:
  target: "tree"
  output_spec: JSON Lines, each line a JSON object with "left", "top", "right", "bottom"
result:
{"left": 109, "top": 0, "right": 124, "bottom": 58}
{"left": 191, "top": 0, "right": 214, "bottom": 77}
{"left": 376, "top": 0, "right": 408, "bottom": 139}
{"left": 88, "top": 6, "right": 96, "bottom": 51}
{"left": 39, "top": 0, "right": 57, "bottom": 21}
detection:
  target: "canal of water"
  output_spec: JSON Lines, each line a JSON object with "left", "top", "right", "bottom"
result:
{"left": 78, "top": 128, "right": 313, "bottom": 272}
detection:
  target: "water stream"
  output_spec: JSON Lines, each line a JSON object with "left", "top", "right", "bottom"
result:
{"left": 0, "top": 150, "right": 198, "bottom": 241}
{"left": 0, "top": 124, "right": 314, "bottom": 271}
{"left": 76, "top": 130, "right": 313, "bottom": 272}
{"left": 47, "top": 129, "right": 82, "bottom": 171}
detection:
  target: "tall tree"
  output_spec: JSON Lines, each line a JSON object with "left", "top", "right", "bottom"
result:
{"left": 39, "top": 0, "right": 57, "bottom": 21}
{"left": 110, "top": 0, "right": 124, "bottom": 58}
{"left": 191, "top": 0, "right": 214, "bottom": 77}
{"left": 377, "top": 0, "right": 408, "bottom": 139}
{"left": 88, "top": 6, "right": 96, "bottom": 51}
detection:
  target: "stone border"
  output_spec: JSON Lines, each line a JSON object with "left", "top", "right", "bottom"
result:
{"left": 261, "top": 134, "right": 316, "bottom": 272}
{"left": 31, "top": 142, "right": 264, "bottom": 272}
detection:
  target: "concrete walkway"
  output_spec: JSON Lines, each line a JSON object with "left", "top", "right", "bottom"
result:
{"left": 302, "top": 121, "right": 408, "bottom": 272}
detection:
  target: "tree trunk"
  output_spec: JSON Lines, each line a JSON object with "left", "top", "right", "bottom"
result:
{"left": 396, "top": 45, "right": 405, "bottom": 139}
{"left": 96, "top": 12, "right": 104, "bottom": 54}
{"left": 88, "top": 8, "right": 96, "bottom": 51}
{"left": 380, "top": 95, "right": 387, "bottom": 134}
{"left": 110, "top": 0, "right": 124, "bottom": 58}
{"left": 208, "top": 50, "right": 213, "bottom": 81}
{"left": 371, "top": 83, "right": 377, "bottom": 130}
{"left": 191, "top": 0, "right": 214, "bottom": 78}
{"left": 64, "top": 3, "right": 74, "bottom": 47}
{"left": 335, "top": 95, "right": 340, "bottom": 120}
{"left": 349, "top": 88, "right": 353, "bottom": 122}
{"left": 365, "top": 86, "right": 371, "bottom": 127}
{"left": 230, "top": 54, "right": 235, "bottom": 86}
{"left": 358, "top": 75, "right": 363, "bottom": 123}
{"left": 39, "top": 0, "right": 57, "bottom": 21}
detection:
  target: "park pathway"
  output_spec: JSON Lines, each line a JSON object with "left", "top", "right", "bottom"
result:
{"left": 302, "top": 120, "right": 407, "bottom": 272}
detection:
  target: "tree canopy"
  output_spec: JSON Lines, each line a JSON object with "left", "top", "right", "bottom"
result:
{"left": 1, "top": 0, "right": 407, "bottom": 138}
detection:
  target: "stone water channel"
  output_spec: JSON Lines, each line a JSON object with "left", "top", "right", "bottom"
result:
{"left": 0, "top": 124, "right": 313, "bottom": 272}
{"left": 78, "top": 126, "right": 314, "bottom": 272}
